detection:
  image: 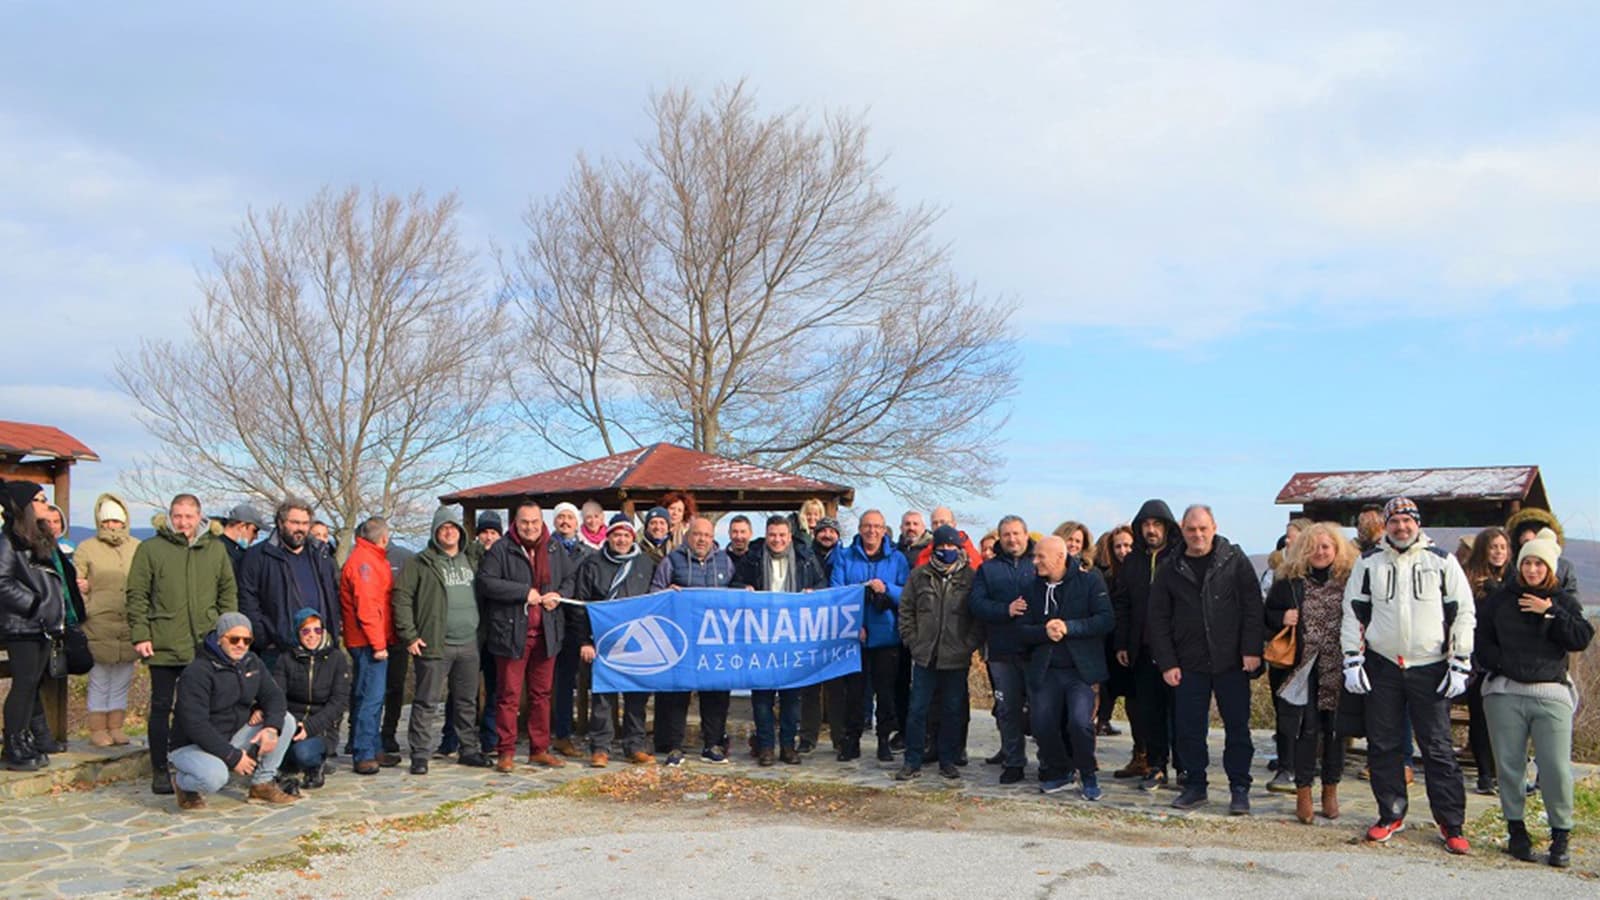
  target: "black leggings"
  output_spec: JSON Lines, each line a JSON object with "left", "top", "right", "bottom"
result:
{"left": 147, "top": 664, "right": 184, "bottom": 771}
{"left": 2, "top": 639, "right": 47, "bottom": 737}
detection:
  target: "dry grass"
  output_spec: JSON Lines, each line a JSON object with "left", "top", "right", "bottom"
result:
{"left": 1572, "top": 639, "right": 1600, "bottom": 762}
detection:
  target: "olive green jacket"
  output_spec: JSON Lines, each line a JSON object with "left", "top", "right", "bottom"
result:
{"left": 124, "top": 515, "right": 239, "bottom": 667}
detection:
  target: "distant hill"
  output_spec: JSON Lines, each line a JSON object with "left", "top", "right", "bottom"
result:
{"left": 66, "top": 525, "right": 156, "bottom": 544}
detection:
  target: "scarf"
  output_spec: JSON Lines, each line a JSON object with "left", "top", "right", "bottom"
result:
{"left": 515, "top": 528, "right": 553, "bottom": 592}
{"left": 580, "top": 524, "right": 607, "bottom": 550}
{"left": 929, "top": 551, "right": 961, "bottom": 577}
{"left": 554, "top": 532, "right": 579, "bottom": 553}
{"left": 602, "top": 543, "right": 641, "bottom": 599}
{"left": 96, "top": 524, "right": 129, "bottom": 547}
{"left": 764, "top": 543, "right": 796, "bottom": 592}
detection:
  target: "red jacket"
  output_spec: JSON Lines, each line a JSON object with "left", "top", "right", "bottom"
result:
{"left": 340, "top": 537, "right": 394, "bottom": 651}
{"left": 915, "top": 531, "right": 984, "bottom": 571}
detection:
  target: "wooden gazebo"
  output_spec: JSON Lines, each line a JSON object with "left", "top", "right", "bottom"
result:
{"left": 1276, "top": 465, "right": 1550, "bottom": 528}
{"left": 439, "top": 443, "right": 855, "bottom": 533}
{"left": 0, "top": 420, "right": 100, "bottom": 529}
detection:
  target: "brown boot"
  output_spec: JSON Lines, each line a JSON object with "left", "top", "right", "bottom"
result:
{"left": 1295, "top": 786, "right": 1314, "bottom": 824}
{"left": 87, "top": 712, "right": 114, "bottom": 748}
{"left": 626, "top": 750, "right": 656, "bottom": 765}
{"left": 247, "top": 781, "right": 301, "bottom": 804}
{"left": 529, "top": 751, "right": 566, "bottom": 768}
{"left": 551, "top": 737, "right": 583, "bottom": 759}
{"left": 495, "top": 754, "right": 516, "bottom": 773}
{"left": 1321, "top": 783, "right": 1340, "bottom": 820}
{"left": 107, "top": 710, "right": 131, "bottom": 745}
{"left": 589, "top": 751, "right": 609, "bottom": 768}
{"left": 173, "top": 774, "right": 206, "bottom": 810}
{"left": 1113, "top": 749, "right": 1150, "bottom": 779}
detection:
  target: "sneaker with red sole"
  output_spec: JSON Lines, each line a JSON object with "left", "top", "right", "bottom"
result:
{"left": 1366, "top": 819, "right": 1406, "bottom": 842}
{"left": 1440, "top": 825, "right": 1470, "bottom": 855}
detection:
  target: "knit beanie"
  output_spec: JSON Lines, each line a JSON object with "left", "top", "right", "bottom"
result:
{"left": 475, "top": 511, "right": 504, "bottom": 534}
{"left": 1517, "top": 527, "right": 1561, "bottom": 573}
{"left": 215, "top": 611, "right": 252, "bottom": 635}
{"left": 552, "top": 502, "right": 581, "bottom": 523}
{"left": 97, "top": 497, "right": 129, "bottom": 524}
{"left": 607, "top": 513, "right": 636, "bottom": 535}
{"left": 1383, "top": 496, "right": 1421, "bottom": 525}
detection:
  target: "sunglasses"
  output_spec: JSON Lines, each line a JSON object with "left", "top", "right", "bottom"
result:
{"left": 223, "top": 635, "right": 253, "bottom": 647}
{"left": 299, "top": 626, "right": 324, "bottom": 636}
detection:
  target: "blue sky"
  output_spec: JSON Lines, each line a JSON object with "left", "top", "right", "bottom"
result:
{"left": 4, "top": 2, "right": 1597, "bottom": 551}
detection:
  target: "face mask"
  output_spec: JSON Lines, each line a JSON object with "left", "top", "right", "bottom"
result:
{"left": 933, "top": 547, "right": 961, "bottom": 565}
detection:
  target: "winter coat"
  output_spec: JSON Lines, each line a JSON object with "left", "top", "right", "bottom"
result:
{"left": 476, "top": 534, "right": 565, "bottom": 660}
{"left": 968, "top": 540, "right": 1037, "bottom": 661}
{"left": 339, "top": 537, "right": 394, "bottom": 652}
{"left": 570, "top": 547, "right": 657, "bottom": 649}
{"left": 1341, "top": 534, "right": 1474, "bottom": 668}
{"left": 900, "top": 562, "right": 983, "bottom": 669}
{"left": 549, "top": 538, "right": 590, "bottom": 597}
{"left": 1475, "top": 578, "right": 1594, "bottom": 685}
{"left": 829, "top": 536, "right": 909, "bottom": 650}
{"left": 271, "top": 635, "right": 352, "bottom": 741}
{"left": 124, "top": 516, "right": 238, "bottom": 667}
{"left": 896, "top": 534, "right": 931, "bottom": 573}
{"left": 236, "top": 534, "right": 341, "bottom": 656}
{"left": 1019, "top": 564, "right": 1114, "bottom": 684}
{"left": 731, "top": 539, "right": 828, "bottom": 593}
{"left": 74, "top": 492, "right": 141, "bottom": 664}
{"left": 651, "top": 545, "right": 736, "bottom": 590}
{"left": 1112, "top": 500, "right": 1183, "bottom": 660}
{"left": 393, "top": 542, "right": 474, "bottom": 662}
{"left": 1148, "top": 535, "right": 1264, "bottom": 676}
{"left": 0, "top": 535, "right": 67, "bottom": 640}
{"left": 169, "top": 632, "right": 287, "bottom": 769}
{"left": 1506, "top": 508, "right": 1579, "bottom": 596}
{"left": 221, "top": 535, "right": 249, "bottom": 578}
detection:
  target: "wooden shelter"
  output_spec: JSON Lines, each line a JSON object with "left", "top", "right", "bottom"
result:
{"left": 439, "top": 443, "right": 856, "bottom": 532}
{"left": 1276, "top": 465, "right": 1550, "bottom": 528}
{"left": 0, "top": 420, "right": 100, "bottom": 529}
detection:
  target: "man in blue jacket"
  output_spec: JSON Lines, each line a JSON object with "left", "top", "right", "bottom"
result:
{"left": 827, "top": 510, "right": 909, "bottom": 762}
{"left": 237, "top": 499, "right": 340, "bottom": 672}
{"left": 968, "top": 514, "right": 1036, "bottom": 784}
{"left": 1022, "top": 535, "right": 1114, "bottom": 799}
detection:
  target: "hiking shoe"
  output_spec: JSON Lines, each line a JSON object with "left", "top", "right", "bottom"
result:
{"left": 627, "top": 750, "right": 656, "bottom": 766}
{"left": 939, "top": 763, "right": 960, "bottom": 779}
{"left": 589, "top": 752, "right": 609, "bottom": 768}
{"left": 877, "top": 743, "right": 894, "bottom": 762}
{"left": 797, "top": 739, "right": 816, "bottom": 755}
{"left": 1366, "top": 819, "right": 1405, "bottom": 843}
{"left": 1081, "top": 775, "right": 1102, "bottom": 802}
{"left": 780, "top": 747, "right": 801, "bottom": 765}
{"left": 893, "top": 765, "right": 921, "bottom": 781}
{"left": 1549, "top": 828, "right": 1571, "bottom": 868}
{"left": 700, "top": 746, "right": 728, "bottom": 765}
{"left": 495, "top": 755, "right": 516, "bottom": 773}
{"left": 176, "top": 787, "right": 206, "bottom": 811}
{"left": 1000, "top": 766, "right": 1025, "bottom": 785}
{"left": 1440, "top": 825, "right": 1470, "bottom": 855}
{"left": 457, "top": 752, "right": 493, "bottom": 768}
{"left": 956, "top": 752, "right": 969, "bottom": 767}
{"left": 664, "top": 750, "right": 685, "bottom": 767}
{"left": 985, "top": 750, "right": 1005, "bottom": 766}
{"left": 888, "top": 733, "right": 906, "bottom": 752}
{"left": 529, "top": 752, "right": 566, "bottom": 768}
{"left": 409, "top": 759, "right": 428, "bottom": 775}
{"left": 1095, "top": 722, "right": 1120, "bottom": 736}
{"left": 1474, "top": 779, "right": 1498, "bottom": 796}
{"left": 757, "top": 749, "right": 775, "bottom": 767}
{"left": 552, "top": 737, "right": 583, "bottom": 759}
{"left": 302, "top": 763, "right": 326, "bottom": 789}
{"left": 151, "top": 768, "right": 175, "bottom": 795}
{"left": 354, "top": 759, "right": 380, "bottom": 775}
{"left": 1171, "top": 786, "right": 1208, "bottom": 810}
{"left": 1229, "top": 788, "right": 1251, "bottom": 816}
{"left": 1266, "top": 769, "right": 1295, "bottom": 793}
{"left": 836, "top": 742, "right": 861, "bottom": 762}
{"left": 1140, "top": 769, "right": 1168, "bottom": 792}
{"left": 1506, "top": 820, "right": 1535, "bottom": 862}
{"left": 1113, "top": 753, "right": 1150, "bottom": 779}
{"left": 378, "top": 752, "right": 403, "bottom": 768}
{"left": 248, "top": 781, "right": 300, "bottom": 804}
{"left": 1040, "top": 778, "right": 1074, "bottom": 795}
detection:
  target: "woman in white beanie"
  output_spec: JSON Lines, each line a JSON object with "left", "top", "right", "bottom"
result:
{"left": 1476, "top": 527, "right": 1594, "bottom": 868}
{"left": 74, "top": 493, "right": 142, "bottom": 745}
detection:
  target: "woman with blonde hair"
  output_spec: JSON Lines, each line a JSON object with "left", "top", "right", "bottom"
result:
{"left": 1052, "top": 521, "right": 1095, "bottom": 572}
{"left": 1264, "top": 521, "right": 1356, "bottom": 823}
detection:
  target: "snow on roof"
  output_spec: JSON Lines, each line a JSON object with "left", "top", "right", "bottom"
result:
{"left": 1277, "top": 466, "right": 1541, "bottom": 504}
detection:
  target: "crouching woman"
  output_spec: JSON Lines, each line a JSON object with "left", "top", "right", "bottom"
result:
{"left": 167, "top": 612, "right": 300, "bottom": 809}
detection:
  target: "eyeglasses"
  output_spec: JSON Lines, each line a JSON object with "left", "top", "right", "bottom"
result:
{"left": 223, "top": 635, "right": 253, "bottom": 647}
{"left": 299, "top": 626, "right": 324, "bottom": 636}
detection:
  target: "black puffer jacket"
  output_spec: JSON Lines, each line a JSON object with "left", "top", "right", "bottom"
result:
{"left": 170, "top": 633, "right": 288, "bottom": 769}
{"left": 1113, "top": 500, "right": 1183, "bottom": 659}
{"left": 271, "top": 637, "right": 351, "bottom": 741}
{"left": 1476, "top": 579, "right": 1594, "bottom": 684}
{"left": 1148, "top": 535, "right": 1264, "bottom": 675}
{"left": 0, "top": 536, "right": 68, "bottom": 640}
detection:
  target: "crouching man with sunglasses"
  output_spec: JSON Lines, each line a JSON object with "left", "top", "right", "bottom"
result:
{"left": 167, "top": 612, "right": 300, "bottom": 809}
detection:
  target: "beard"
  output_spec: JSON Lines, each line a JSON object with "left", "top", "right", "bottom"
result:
{"left": 282, "top": 529, "right": 307, "bottom": 550}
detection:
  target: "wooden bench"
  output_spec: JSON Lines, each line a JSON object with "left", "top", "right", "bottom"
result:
{"left": 0, "top": 648, "right": 69, "bottom": 741}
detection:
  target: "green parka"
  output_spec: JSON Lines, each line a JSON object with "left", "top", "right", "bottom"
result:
{"left": 124, "top": 514, "right": 238, "bottom": 667}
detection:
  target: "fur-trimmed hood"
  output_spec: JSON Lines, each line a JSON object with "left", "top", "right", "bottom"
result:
{"left": 1506, "top": 507, "right": 1564, "bottom": 551}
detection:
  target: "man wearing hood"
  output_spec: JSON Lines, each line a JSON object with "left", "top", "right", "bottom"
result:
{"left": 219, "top": 503, "right": 265, "bottom": 576}
{"left": 1, "top": 480, "right": 75, "bottom": 771}
{"left": 650, "top": 515, "right": 736, "bottom": 765}
{"left": 340, "top": 516, "right": 399, "bottom": 774}
{"left": 734, "top": 515, "right": 828, "bottom": 765}
{"left": 394, "top": 507, "right": 491, "bottom": 773}
{"left": 167, "top": 612, "right": 298, "bottom": 808}
{"left": 126, "top": 493, "right": 238, "bottom": 795}
{"left": 826, "top": 510, "right": 909, "bottom": 762}
{"left": 1506, "top": 507, "right": 1578, "bottom": 595}
{"left": 546, "top": 501, "right": 592, "bottom": 760}
{"left": 1112, "top": 498, "right": 1184, "bottom": 790}
{"left": 1148, "top": 504, "right": 1264, "bottom": 815}
{"left": 572, "top": 514, "right": 658, "bottom": 767}
{"left": 75, "top": 493, "right": 141, "bottom": 747}
{"left": 237, "top": 499, "right": 340, "bottom": 671}
{"left": 968, "top": 514, "right": 1036, "bottom": 784}
{"left": 1343, "top": 497, "right": 1475, "bottom": 854}
{"left": 477, "top": 500, "right": 567, "bottom": 772}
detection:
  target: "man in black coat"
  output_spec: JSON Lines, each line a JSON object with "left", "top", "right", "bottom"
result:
{"left": 237, "top": 499, "right": 340, "bottom": 670}
{"left": 1148, "top": 504, "right": 1264, "bottom": 814}
{"left": 572, "top": 515, "right": 658, "bottom": 767}
{"left": 967, "top": 514, "right": 1036, "bottom": 784}
{"left": 1112, "top": 498, "right": 1184, "bottom": 790}
{"left": 166, "top": 612, "right": 299, "bottom": 809}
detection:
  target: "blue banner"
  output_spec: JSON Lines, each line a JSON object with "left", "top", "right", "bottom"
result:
{"left": 585, "top": 585, "right": 864, "bottom": 693}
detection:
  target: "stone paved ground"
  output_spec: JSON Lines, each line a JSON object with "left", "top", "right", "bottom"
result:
{"left": 0, "top": 710, "right": 1589, "bottom": 898}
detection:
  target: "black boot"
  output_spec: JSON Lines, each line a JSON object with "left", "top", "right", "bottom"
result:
{"left": 29, "top": 713, "right": 66, "bottom": 754}
{"left": 1549, "top": 828, "right": 1570, "bottom": 868}
{"left": 18, "top": 730, "right": 48, "bottom": 767}
{"left": 3, "top": 732, "right": 44, "bottom": 772}
{"left": 302, "top": 762, "right": 326, "bottom": 789}
{"left": 151, "top": 764, "right": 175, "bottom": 795}
{"left": 1506, "top": 820, "right": 1535, "bottom": 862}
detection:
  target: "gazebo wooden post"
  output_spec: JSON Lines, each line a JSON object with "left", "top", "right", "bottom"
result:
{"left": 823, "top": 498, "right": 838, "bottom": 518}
{"left": 461, "top": 501, "right": 479, "bottom": 539}
{"left": 50, "top": 459, "right": 71, "bottom": 528}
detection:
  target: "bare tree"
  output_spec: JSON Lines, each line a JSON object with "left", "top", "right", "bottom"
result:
{"left": 508, "top": 83, "right": 1017, "bottom": 502}
{"left": 117, "top": 186, "right": 506, "bottom": 548}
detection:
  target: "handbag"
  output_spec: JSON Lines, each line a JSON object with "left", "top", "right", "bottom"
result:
{"left": 1263, "top": 580, "right": 1300, "bottom": 669}
{"left": 63, "top": 624, "right": 94, "bottom": 675}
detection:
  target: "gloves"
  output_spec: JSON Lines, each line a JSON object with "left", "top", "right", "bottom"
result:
{"left": 1438, "top": 657, "right": 1470, "bottom": 699}
{"left": 1343, "top": 654, "right": 1370, "bottom": 695}
{"left": 867, "top": 589, "right": 893, "bottom": 612}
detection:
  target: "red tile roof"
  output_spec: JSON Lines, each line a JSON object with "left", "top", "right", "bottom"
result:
{"left": 0, "top": 420, "right": 100, "bottom": 462}
{"left": 440, "top": 443, "right": 853, "bottom": 508}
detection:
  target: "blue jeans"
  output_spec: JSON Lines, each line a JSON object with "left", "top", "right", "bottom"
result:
{"left": 1173, "top": 668, "right": 1254, "bottom": 790}
{"left": 1031, "top": 666, "right": 1098, "bottom": 780}
{"left": 287, "top": 735, "right": 327, "bottom": 772}
{"left": 751, "top": 689, "right": 800, "bottom": 751}
{"left": 349, "top": 648, "right": 388, "bottom": 763}
{"left": 169, "top": 712, "right": 296, "bottom": 792}
{"left": 904, "top": 665, "right": 967, "bottom": 769}
{"left": 987, "top": 657, "right": 1029, "bottom": 768}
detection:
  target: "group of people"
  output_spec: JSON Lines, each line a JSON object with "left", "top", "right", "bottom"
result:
{"left": 0, "top": 483, "right": 1589, "bottom": 866}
